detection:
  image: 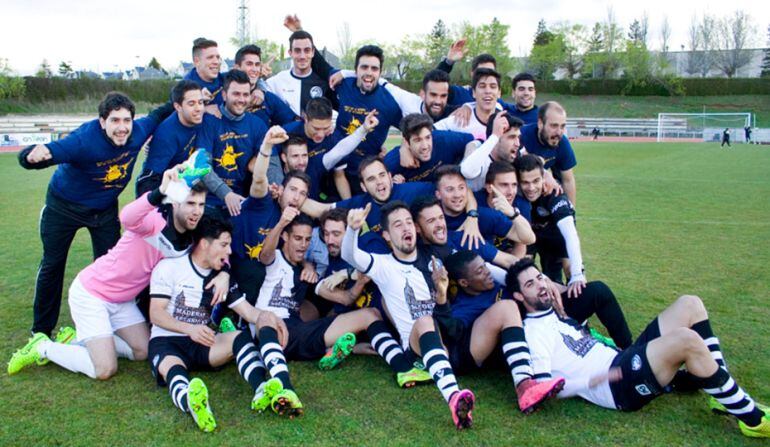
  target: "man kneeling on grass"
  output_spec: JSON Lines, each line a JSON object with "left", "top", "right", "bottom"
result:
{"left": 507, "top": 258, "right": 770, "bottom": 439}
{"left": 148, "top": 216, "right": 294, "bottom": 432}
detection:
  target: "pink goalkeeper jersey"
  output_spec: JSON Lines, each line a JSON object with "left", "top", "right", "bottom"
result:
{"left": 76, "top": 192, "right": 192, "bottom": 303}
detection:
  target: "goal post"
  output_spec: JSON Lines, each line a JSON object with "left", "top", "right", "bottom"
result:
{"left": 656, "top": 113, "right": 752, "bottom": 143}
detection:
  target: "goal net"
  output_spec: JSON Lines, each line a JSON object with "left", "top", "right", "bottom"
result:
{"left": 656, "top": 113, "right": 752, "bottom": 143}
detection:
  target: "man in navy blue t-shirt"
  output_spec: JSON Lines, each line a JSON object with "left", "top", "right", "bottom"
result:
{"left": 196, "top": 70, "right": 268, "bottom": 218}
{"left": 183, "top": 38, "right": 224, "bottom": 111}
{"left": 18, "top": 92, "right": 170, "bottom": 335}
{"left": 434, "top": 165, "right": 534, "bottom": 248}
{"left": 136, "top": 80, "right": 204, "bottom": 196}
{"left": 432, "top": 250, "right": 566, "bottom": 414}
{"left": 384, "top": 113, "right": 474, "bottom": 184}
{"left": 232, "top": 44, "right": 298, "bottom": 129}
{"left": 518, "top": 102, "right": 577, "bottom": 206}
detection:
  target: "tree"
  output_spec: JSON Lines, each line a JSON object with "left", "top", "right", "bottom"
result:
{"left": 58, "top": 61, "right": 74, "bottom": 78}
{"left": 761, "top": 24, "right": 770, "bottom": 78}
{"left": 586, "top": 22, "right": 603, "bottom": 52}
{"left": 533, "top": 19, "right": 554, "bottom": 47}
{"left": 426, "top": 19, "right": 452, "bottom": 65}
{"left": 35, "top": 59, "right": 52, "bottom": 78}
{"left": 660, "top": 16, "right": 671, "bottom": 53}
{"left": 555, "top": 23, "right": 588, "bottom": 79}
{"left": 685, "top": 14, "right": 705, "bottom": 76}
{"left": 0, "top": 58, "right": 25, "bottom": 100}
{"left": 714, "top": 10, "right": 757, "bottom": 78}
{"left": 699, "top": 14, "right": 718, "bottom": 77}
{"left": 627, "top": 13, "right": 648, "bottom": 47}
{"left": 147, "top": 57, "right": 166, "bottom": 74}
{"left": 336, "top": 22, "right": 354, "bottom": 67}
{"left": 528, "top": 33, "right": 566, "bottom": 80}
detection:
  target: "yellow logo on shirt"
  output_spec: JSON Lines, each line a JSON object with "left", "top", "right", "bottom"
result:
{"left": 95, "top": 161, "right": 132, "bottom": 186}
{"left": 345, "top": 117, "right": 361, "bottom": 136}
{"left": 244, "top": 242, "right": 264, "bottom": 260}
{"left": 215, "top": 144, "right": 244, "bottom": 172}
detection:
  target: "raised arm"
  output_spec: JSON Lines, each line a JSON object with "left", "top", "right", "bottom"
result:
{"left": 321, "top": 110, "right": 378, "bottom": 170}
{"left": 258, "top": 206, "right": 300, "bottom": 266}
{"left": 250, "top": 126, "right": 288, "bottom": 199}
{"left": 341, "top": 204, "right": 374, "bottom": 272}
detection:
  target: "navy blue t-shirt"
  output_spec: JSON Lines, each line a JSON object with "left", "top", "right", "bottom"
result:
{"left": 336, "top": 181, "right": 434, "bottom": 234}
{"left": 197, "top": 112, "right": 268, "bottom": 206}
{"left": 323, "top": 255, "right": 381, "bottom": 314}
{"left": 231, "top": 195, "right": 281, "bottom": 260}
{"left": 451, "top": 284, "right": 506, "bottom": 327}
{"left": 184, "top": 69, "right": 224, "bottom": 105}
{"left": 142, "top": 112, "right": 199, "bottom": 176}
{"left": 519, "top": 123, "right": 577, "bottom": 180}
{"left": 333, "top": 78, "right": 403, "bottom": 176}
{"left": 501, "top": 103, "right": 538, "bottom": 125}
{"left": 279, "top": 120, "right": 338, "bottom": 162}
{"left": 444, "top": 206, "right": 513, "bottom": 240}
{"left": 251, "top": 90, "right": 299, "bottom": 127}
{"left": 383, "top": 130, "right": 473, "bottom": 183}
{"left": 46, "top": 117, "right": 158, "bottom": 210}
{"left": 473, "top": 189, "right": 532, "bottom": 223}
{"left": 448, "top": 85, "right": 474, "bottom": 106}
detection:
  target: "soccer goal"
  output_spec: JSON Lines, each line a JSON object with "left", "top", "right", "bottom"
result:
{"left": 656, "top": 113, "right": 753, "bottom": 142}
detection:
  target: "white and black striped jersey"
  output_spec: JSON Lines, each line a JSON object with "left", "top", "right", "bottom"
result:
{"left": 264, "top": 69, "right": 337, "bottom": 116}
{"left": 523, "top": 308, "right": 617, "bottom": 408}
{"left": 149, "top": 255, "right": 245, "bottom": 339}
{"left": 255, "top": 249, "right": 307, "bottom": 319}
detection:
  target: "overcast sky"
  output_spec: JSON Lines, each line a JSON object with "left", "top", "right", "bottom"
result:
{"left": 2, "top": 0, "right": 768, "bottom": 74}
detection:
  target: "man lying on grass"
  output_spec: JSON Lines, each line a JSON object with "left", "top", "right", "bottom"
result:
{"left": 507, "top": 258, "right": 770, "bottom": 439}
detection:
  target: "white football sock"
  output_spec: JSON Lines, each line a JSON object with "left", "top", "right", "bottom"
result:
{"left": 44, "top": 342, "right": 97, "bottom": 379}
{"left": 113, "top": 336, "right": 135, "bottom": 360}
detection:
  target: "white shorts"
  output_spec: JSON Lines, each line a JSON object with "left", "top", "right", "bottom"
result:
{"left": 68, "top": 276, "right": 145, "bottom": 342}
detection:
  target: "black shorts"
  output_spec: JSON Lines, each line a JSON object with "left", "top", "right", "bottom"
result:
{"left": 436, "top": 319, "right": 504, "bottom": 376}
{"left": 609, "top": 340, "right": 664, "bottom": 411}
{"left": 148, "top": 336, "right": 217, "bottom": 386}
{"left": 283, "top": 316, "right": 335, "bottom": 361}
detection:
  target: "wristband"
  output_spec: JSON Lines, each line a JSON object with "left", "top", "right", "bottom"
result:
{"left": 467, "top": 209, "right": 479, "bottom": 219}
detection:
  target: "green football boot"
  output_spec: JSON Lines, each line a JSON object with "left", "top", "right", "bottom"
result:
{"left": 318, "top": 332, "right": 356, "bottom": 370}
{"left": 271, "top": 389, "right": 304, "bottom": 418}
{"left": 251, "top": 377, "right": 284, "bottom": 413}
{"left": 38, "top": 326, "right": 77, "bottom": 365}
{"left": 397, "top": 367, "right": 433, "bottom": 388}
{"left": 218, "top": 317, "right": 236, "bottom": 333}
{"left": 589, "top": 327, "right": 617, "bottom": 348}
{"left": 739, "top": 409, "right": 770, "bottom": 438}
{"left": 187, "top": 378, "right": 216, "bottom": 433}
{"left": 8, "top": 333, "right": 49, "bottom": 375}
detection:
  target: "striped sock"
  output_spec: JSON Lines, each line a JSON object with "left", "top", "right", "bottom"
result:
{"left": 233, "top": 331, "right": 266, "bottom": 391}
{"left": 258, "top": 326, "right": 293, "bottom": 391}
{"left": 501, "top": 327, "right": 534, "bottom": 387}
{"left": 691, "top": 320, "right": 727, "bottom": 370}
{"left": 166, "top": 365, "right": 190, "bottom": 413}
{"left": 419, "top": 330, "right": 459, "bottom": 403}
{"left": 368, "top": 320, "right": 411, "bottom": 373}
{"left": 700, "top": 367, "right": 763, "bottom": 427}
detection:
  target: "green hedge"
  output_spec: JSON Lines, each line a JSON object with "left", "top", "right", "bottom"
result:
{"left": 533, "top": 78, "right": 770, "bottom": 96}
{"left": 22, "top": 77, "right": 175, "bottom": 103}
{"left": 13, "top": 76, "right": 770, "bottom": 104}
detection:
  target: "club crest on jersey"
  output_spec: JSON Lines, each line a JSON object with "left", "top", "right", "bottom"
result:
{"left": 536, "top": 206, "right": 549, "bottom": 217}
{"left": 310, "top": 86, "right": 323, "bottom": 98}
{"left": 635, "top": 384, "right": 652, "bottom": 396}
{"left": 215, "top": 144, "right": 244, "bottom": 172}
{"left": 560, "top": 332, "right": 597, "bottom": 357}
{"left": 631, "top": 354, "right": 642, "bottom": 371}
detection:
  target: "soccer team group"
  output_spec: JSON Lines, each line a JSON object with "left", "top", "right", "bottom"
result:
{"left": 7, "top": 15, "right": 769, "bottom": 437}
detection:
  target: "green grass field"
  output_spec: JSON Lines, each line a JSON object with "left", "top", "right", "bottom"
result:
{"left": 1, "top": 141, "right": 769, "bottom": 446}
